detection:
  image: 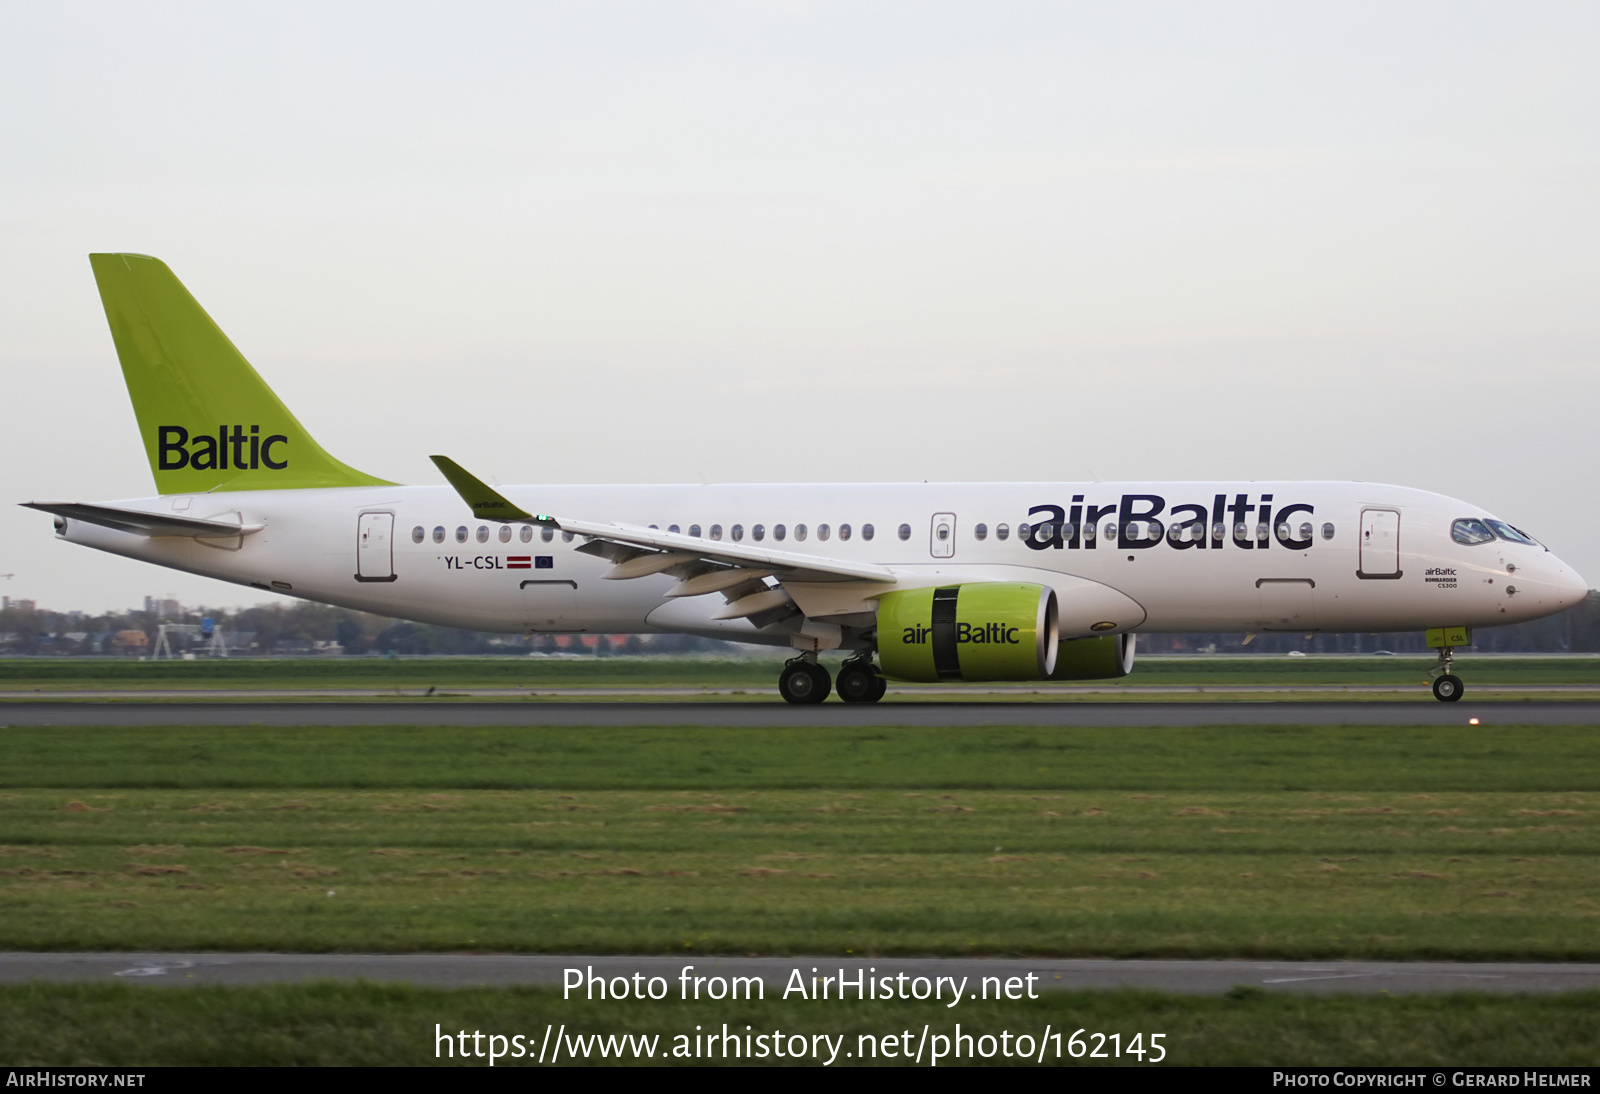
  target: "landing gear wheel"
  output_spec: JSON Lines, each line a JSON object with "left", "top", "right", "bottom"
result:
{"left": 779, "top": 660, "right": 831, "bottom": 704}
{"left": 1432, "top": 675, "right": 1464, "bottom": 702}
{"left": 837, "top": 662, "right": 884, "bottom": 704}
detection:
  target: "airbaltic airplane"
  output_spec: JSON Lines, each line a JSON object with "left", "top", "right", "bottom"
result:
{"left": 24, "top": 254, "right": 1590, "bottom": 703}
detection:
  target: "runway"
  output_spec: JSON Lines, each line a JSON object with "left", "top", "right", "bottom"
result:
{"left": 3, "top": 953, "right": 1597, "bottom": 996}
{"left": 1, "top": 699, "right": 1597, "bottom": 726}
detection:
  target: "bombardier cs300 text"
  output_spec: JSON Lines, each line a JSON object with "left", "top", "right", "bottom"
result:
{"left": 24, "top": 255, "right": 1589, "bottom": 702}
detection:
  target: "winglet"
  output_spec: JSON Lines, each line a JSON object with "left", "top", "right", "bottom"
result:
{"left": 429, "top": 456, "right": 536, "bottom": 522}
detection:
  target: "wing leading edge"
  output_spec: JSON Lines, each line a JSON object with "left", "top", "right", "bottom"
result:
{"left": 429, "top": 456, "right": 896, "bottom": 626}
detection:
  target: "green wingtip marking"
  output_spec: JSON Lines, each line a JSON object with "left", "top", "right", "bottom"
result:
{"left": 429, "top": 455, "right": 533, "bottom": 521}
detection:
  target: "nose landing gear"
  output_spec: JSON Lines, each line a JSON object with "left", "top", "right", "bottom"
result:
{"left": 1428, "top": 644, "right": 1464, "bottom": 702}
{"left": 1423, "top": 628, "right": 1471, "bottom": 703}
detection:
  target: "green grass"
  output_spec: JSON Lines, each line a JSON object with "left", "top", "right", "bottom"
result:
{"left": 1, "top": 655, "right": 1596, "bottom": 690}
{"left": 2, "top": 983, "right": 1597, "bottom": 1066}
{"left": 4, "top": 719, "right": 1599, "bottom": 1065}
{"left": 0, "top": 724, "right": 1597, "bottom": 791}
{"left": 0, "top": 724, "right": 1596, "bottom": 956}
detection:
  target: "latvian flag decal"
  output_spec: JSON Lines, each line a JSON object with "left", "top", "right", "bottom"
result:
{"left": 507, "top": 556, "right": 532, "bottom": 570}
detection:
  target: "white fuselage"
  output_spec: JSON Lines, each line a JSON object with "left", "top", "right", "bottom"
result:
{"left": 56, "top": 481, "right": 1588, "bottom": 645}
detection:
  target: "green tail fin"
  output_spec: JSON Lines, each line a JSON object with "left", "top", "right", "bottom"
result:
{"left": 89, "top": 253, "right": 394, "bottom": 493}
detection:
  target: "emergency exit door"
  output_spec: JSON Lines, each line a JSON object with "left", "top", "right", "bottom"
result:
{"left": 1358, "top": 508, "right": 1402, "bottom": 579}
{"left": 930, "top": 513, "right": 956, "bottom": 558}
{"left": 356, "top": 512, "right": 397, "bottom": 582}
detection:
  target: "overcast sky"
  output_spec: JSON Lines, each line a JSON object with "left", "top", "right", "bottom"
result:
{"left": 2, "top": 1, "right": 1598, "bottom": 614}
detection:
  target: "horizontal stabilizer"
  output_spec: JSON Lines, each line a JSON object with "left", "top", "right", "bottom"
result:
{"left": 21, "top": 501, "right": 263, "bottom": 539}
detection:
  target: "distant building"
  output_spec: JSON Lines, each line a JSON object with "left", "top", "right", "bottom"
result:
{"left": 143, "top": 596, "right": 181, "bottom": 619}
{"left": 2, "top": 597, "right": 36, "bottom": 612}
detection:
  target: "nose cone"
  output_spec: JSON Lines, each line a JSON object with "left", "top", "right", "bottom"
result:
{"left": 1529, "top": 551, "right": 1590, "bottom": 615}
{"left": 1552, "top": 558, "right": 1590, "bottom": 612}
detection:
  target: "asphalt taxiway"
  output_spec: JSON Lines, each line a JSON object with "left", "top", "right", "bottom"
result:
{"left": 2, "top": 953, "right": 1597, "bottom": 996}
{"left": 0, "top": 699, "right": 1596, "bottom": 726}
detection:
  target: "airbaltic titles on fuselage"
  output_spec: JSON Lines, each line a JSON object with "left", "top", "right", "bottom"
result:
{"left": 1024, "top": 493, "right": 1316, "bottom": 551}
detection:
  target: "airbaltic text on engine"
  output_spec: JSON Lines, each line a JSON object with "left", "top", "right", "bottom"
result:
{"left": 900, "top": 622, "right": 1020, "bottom": 645}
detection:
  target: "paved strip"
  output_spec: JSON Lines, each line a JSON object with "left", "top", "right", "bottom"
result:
{"left": 4, "top": 684, "right": 1600, "bottom": 699}
{"left": 0, "top": 700, "right": 1596, "bottom": 727}
{"left": 1, "top": 953, "right": 1596, "bottom": 996}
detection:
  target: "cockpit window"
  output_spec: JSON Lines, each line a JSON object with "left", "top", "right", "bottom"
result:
{"left": 1484, "top": 519, "right": 1538, "bottom": 547}
{"left": 1451, "top": 518, "right": 1496, "bottom": 546}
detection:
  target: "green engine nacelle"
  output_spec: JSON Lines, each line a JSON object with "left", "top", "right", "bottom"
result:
{"left": 877, "top": 582, "right": 1059, "bottom": 682}
{"left": 1049, "top": 633, "right": 1136, "bottom": 680}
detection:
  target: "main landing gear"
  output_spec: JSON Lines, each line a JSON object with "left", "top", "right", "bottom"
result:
{"left": 835, "top": 657, "right": 887, "bottom": 704}
{"left": 779, "top": 655, "right": 831, "bottom": 704}
{"left": 1428, "top": 645, "right": 1464, "bottom": 703}
{"left": 778, "top": 655, "right": 887, "bottom": 704}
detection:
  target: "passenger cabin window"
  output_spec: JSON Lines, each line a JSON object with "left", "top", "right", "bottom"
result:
{"left": 668, "top": 524, "right": 681, "bottom": 534}
{"left": 839, "top": 524, "right": 852, "bottom": 541}
{"left": 974, "top": 523, "right": 988, "bottom": 541}
{"left": 432, "top": 526, "right": 445, "bottom": 544}
{"left": 455, "top": 526, "right": 468, "bottom": 543}
{"left": 795, "top": 524, "right": 808, "bottom": 541}
{"left": 1299, "top": 522, "right": 1313, "bottom": 541}
{"left": 752, "top": 524, "right": 765, "bottom": 541}
{"left": 897, "top": 524, "right": 911, "bottom": 541}
{"left": 1451, "top": 518, "right": 1496, "bottom": 546}
{"left": 561, "top": 531, "right": 574, "bottom": 543}
{"left": 688, "top": 525, "right": 701, "bottom": 538}
{"left": 1321, "top": 523, "right": 1335, "bottom": 540}
{"left": 520, "top": 525, "right": 533, "bottom": 542}
{"left": 731, "top": 524, "right": 744, "bottom": 541}
{"left": 996, "top": 524, "right": 1010, "bottom": 541}
{"left": 498, "top": 525, "right": 511, "bottom": 543}
{"left": 817, "top": 524, "right": 831, "bottom": 541}
{"left": 411, "top": 526, "right": 424, "bottom": 543}
{"left": 774, "top": 524, "right": 786, "bottom": 541}
{"left": 710, "top": 524, "right": 723, "bottom": 541}
{"left": 862, "top": 524, "right": 874, "bottom": 541}
{"left": 541, "top": 526, "right": 555, "bottom": 542}
{"left": 476, "top": 526, "right": 489, "bottom": 543}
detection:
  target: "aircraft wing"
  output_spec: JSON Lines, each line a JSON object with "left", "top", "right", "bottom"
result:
{"left": 430, "top": 455, "right": 896, "bottom": 623}
{"left": 559, "top": 518, "right": 896, "bottom": 623}
{"left": 21, "top": 501, "right": 263, "bottom": 539}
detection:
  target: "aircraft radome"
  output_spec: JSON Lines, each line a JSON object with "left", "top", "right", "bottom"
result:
{"left": 23, "top": 255, "right": 1590, "bottom": 703}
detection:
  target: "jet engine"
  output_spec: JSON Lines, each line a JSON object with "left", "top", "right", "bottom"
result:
{"left": 1049, "top": 633, "right": 1136, "bottom": 680}
{"left": 877, "top": 583, "right": 1058, "bottom": 682}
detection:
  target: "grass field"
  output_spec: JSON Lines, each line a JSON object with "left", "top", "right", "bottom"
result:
{"left": 4, "top": 983, "right": 1598, "bottom": 1066}
{"left": 3, "top": 709, "right": 1598, "bottom": 1065}
{"left": 1, "top": 724, "right": 1596, "bottom": 958}
{"left": 1, "top": 655, "right": 1597, "bottom": 691}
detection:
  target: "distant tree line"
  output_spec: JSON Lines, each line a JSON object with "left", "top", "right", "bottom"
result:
{"left": 1, "top": 590, "right": 1597, "bottom": 657}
